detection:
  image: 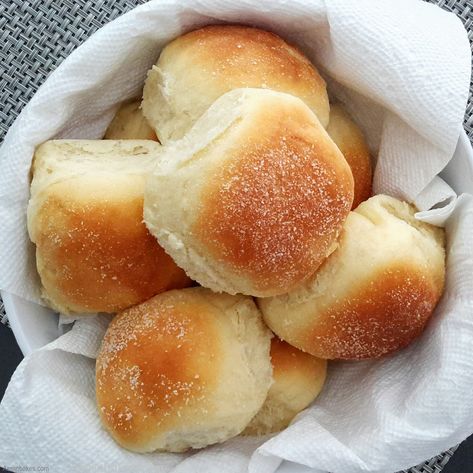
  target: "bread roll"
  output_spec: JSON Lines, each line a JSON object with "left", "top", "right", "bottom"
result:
{"left": 27, "top": 140, "right": 191, "bottom": 314}
{"left": 104, "top": 100, "right": 158, "bottom": 141}
{"left": 259, "top": 195, "right": 446, "bottom": 360}
{"left": 96, "top": 287, "right": 272, "bottom": 452}
{"left": 327, "top": 104, "right": 372, "bottom": 208}
{"left": 244, "top": 338, "right": 327, "bottom": 436}
{"left": 142, "top": 25, "right": 329, "bottom": 143}
{"left": 144, "top": 88, "right": 354, "bottom": 297}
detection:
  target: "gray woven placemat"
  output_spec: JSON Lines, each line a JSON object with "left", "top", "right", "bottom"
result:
{"left": 0, "top": 0, "right": 470, "bottom": 471}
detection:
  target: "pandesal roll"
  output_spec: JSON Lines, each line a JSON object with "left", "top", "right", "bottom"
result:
{"left": 96, "top": 287, "right": 272, "bottom": 452}
{"left": 144, "top": 88, "right": 354, "bottom": 297}
{"left": 244, "top": 337, "right": 327, "bottom": 436}
{"left": 104, "top": 99, "right": 158, "bottom": 141}
{"left": 142, "top": 25, "right": 329, "bottom": 143}
{"left": 259, "top": 195, "right": 446, "bottom": 360}
{"left": 27, "top": 140, "right": 191, "bottom": 314}
{"left": 327, "top": 104, "right": 372, "bottom": 208}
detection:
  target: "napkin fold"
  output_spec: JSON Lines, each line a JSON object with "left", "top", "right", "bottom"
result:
{"left": 0, "top": 0, "right": 471, "bottom": 472}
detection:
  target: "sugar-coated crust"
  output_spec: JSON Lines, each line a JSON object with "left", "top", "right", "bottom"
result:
{"left": 194, "top": 94, "right": 353, "bottom": 295}
{"left": 96, "top": 290, "right": 221, "bottom": 452}
{"left": 144, "top": 89, "right": 354, "bottom": 297}
{"left": 34, "top": 181, "right": 191, "bottom": 313}
{"left": 259, "top": 195, "right": 446, "bottom": 360}
{"left": 96, "top": 288, "right": 272, "bottom": 452}
{"left": 301, "top": 263, "right": 442, "bottom": 359}
{"left": 327, "top": 104, "right": 372, "bottom": 208}
{"left": 28, "top": 139, "right": 191, "bottom": 314}
{"left": 142, "top": 25, "right": 329, "bottom": 143}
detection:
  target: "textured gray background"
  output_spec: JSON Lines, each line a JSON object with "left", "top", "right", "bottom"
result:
{"left": 0, "top": 1, "right": 471, "bottom": 471}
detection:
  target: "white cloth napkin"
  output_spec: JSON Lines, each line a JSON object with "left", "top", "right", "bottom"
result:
{"left": 0, "top": 0, "right": 472, "bottom": 472}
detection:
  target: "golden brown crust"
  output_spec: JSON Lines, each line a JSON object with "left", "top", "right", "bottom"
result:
{"left": 194, "top": 99, "right": 354, "bottom": 294}
{"left": 298, "top": 264, "right": 444, "bottom": 360}
{"left": 144, "top": 25, "right": 330, "bottom": 142}
{"left": 96, "top": 288, "right": 272, "bottom": 452}
{"left": 327, "top": 104, "right": 372, "bottom": 208}
{"left": 243, "top": 337, "right": 327, "bottom": 436}
{"left": 35, "top": 181, "right": 191, "bottom": 313}
{"left": 171, "top": 25, "right": 326, "bottom": 102}
{"left": 258, "top": 195, "right": 446, "bottom": 361}
{"left": 271, "top": 337, "right": 324, "bottom": 380}
{"left": 96, "top": 290, "right": 220, "bottom": 450}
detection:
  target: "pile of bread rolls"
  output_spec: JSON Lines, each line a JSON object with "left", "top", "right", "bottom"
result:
{"left": 26, "top": 25, "right": 446, "bottom": 453}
